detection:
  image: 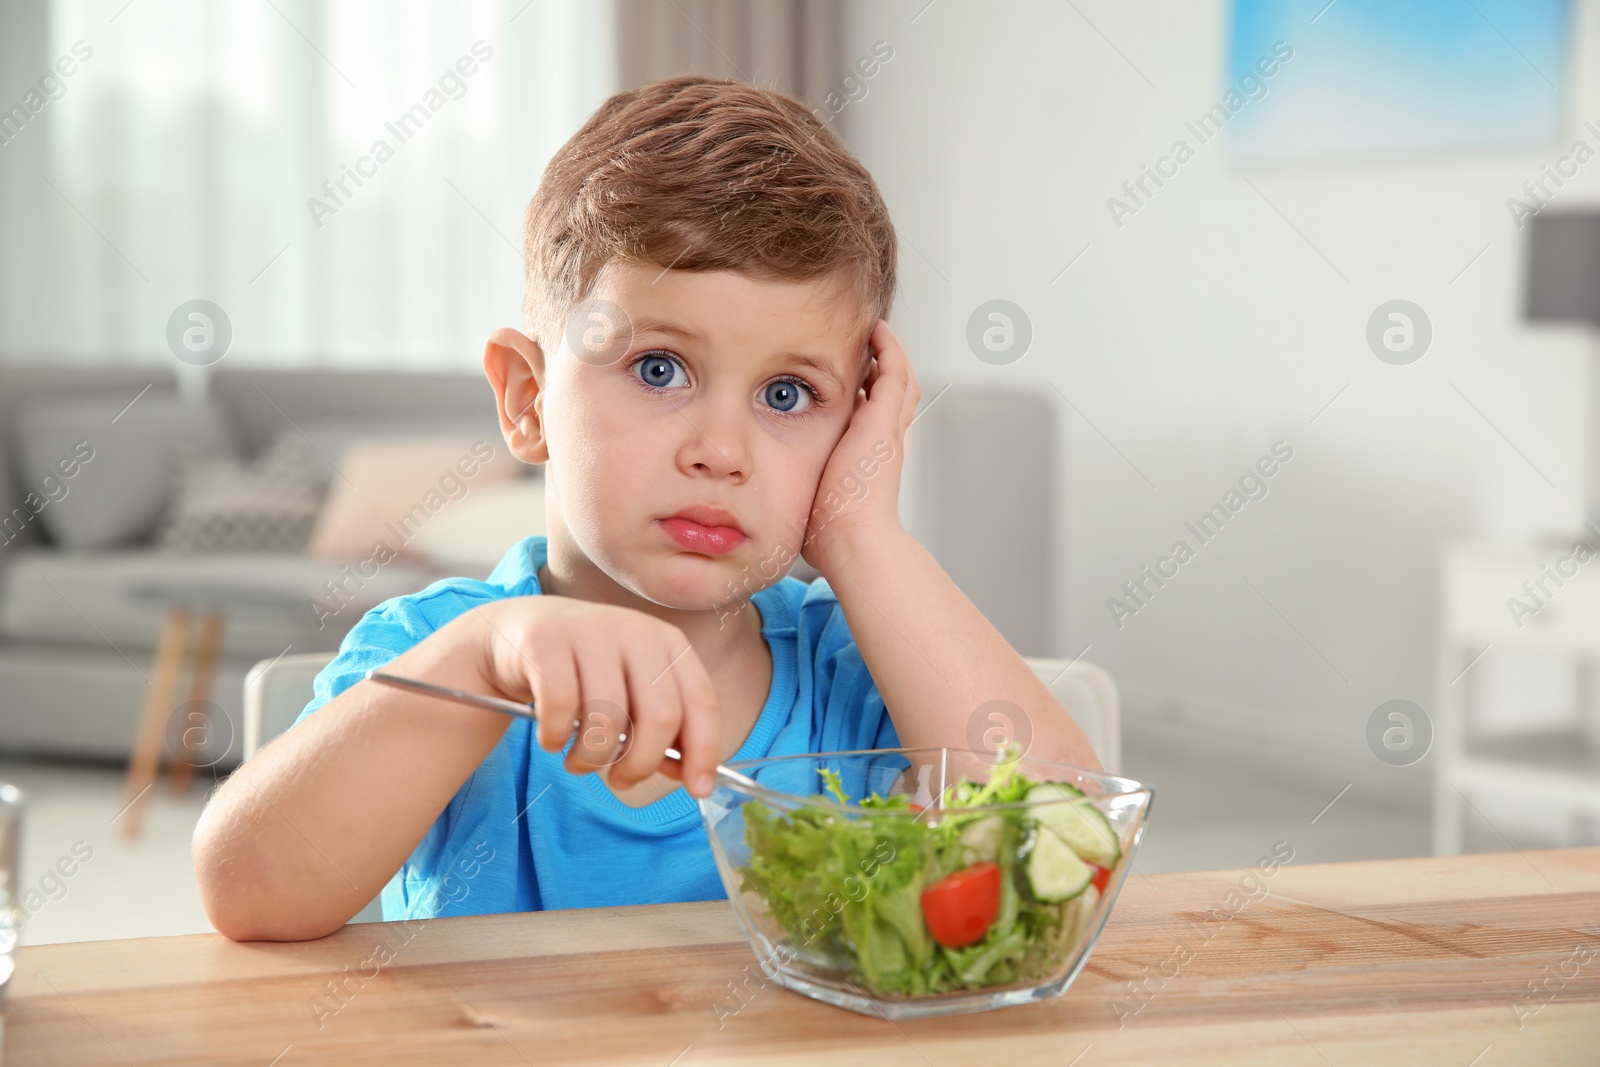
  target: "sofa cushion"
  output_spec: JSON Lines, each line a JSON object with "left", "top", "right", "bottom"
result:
{"left": 12, "top": 393, "right": 235, "bottom": 548}
{"left": 155, "top": 435, "right": 330, "bottom": 554}
{"left": 0, "top": 548, "right": 448, "bottom": 659}
{"left": 308, "top": 436, "right": 520, "bottom": 561}
{"left": 404, "top": 478, "right": 547, "bottom": 577}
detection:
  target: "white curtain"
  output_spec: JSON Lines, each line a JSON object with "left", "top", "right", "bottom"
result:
{"left": 614, "top": 0, "right": 841, "bottom": 102}
{"left": 0, "top": 0, "right": 615, "bottom": 368}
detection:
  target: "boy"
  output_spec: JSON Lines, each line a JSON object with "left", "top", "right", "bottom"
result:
{"left": 194, "top": 76, "right": 1098, "bottom": 942}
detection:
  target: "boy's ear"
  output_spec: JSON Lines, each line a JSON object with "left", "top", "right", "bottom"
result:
{"left": 483, "top": 327, "right": 549, "bottom": 464}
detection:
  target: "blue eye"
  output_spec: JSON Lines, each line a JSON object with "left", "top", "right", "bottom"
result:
{"left": 763, "top": 378, "right": 814, "bottom": 414}
{"left": 633, "top": 353, "right": 688, "bottom": 389}
{"left": 630, "top": 351, "right": 818, "bottom": 419}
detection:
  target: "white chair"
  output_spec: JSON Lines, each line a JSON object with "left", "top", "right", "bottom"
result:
{"left": 1026, "top": 657, "right": 1121, "bottom": 774}
{"left": 240, "top": 649, "right": 1121, "bottom": 925}
{"left": 242, "top": 652, "right": 341, "bottom": 762}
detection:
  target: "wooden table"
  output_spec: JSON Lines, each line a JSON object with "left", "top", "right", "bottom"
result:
{"left": 5, "top": 849, "right": 1598, "bottom": 1066}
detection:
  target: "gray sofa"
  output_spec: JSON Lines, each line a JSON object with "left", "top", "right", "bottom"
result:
{"left": 0, "top": 366, "right": 509, "bottom": 767}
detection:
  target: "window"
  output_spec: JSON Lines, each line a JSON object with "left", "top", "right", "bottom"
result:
{"left": 19, "top": 0, "right": 614, "bottom": 366}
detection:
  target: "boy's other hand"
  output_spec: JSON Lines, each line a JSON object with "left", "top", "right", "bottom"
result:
{"left": 801, "top": 319, "right": 921, "bottom": 574}
{"left": 468, "top": 596, "right": 721, "bottom": 797}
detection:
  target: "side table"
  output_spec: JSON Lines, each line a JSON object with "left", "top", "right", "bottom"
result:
{"left": 1435, "top": 539, "right": 1600, "bottom": 853}
{"left": 119, "top": 584, "right": 312, "bottom": 839}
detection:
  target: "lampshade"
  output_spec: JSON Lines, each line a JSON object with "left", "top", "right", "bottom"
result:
{"left": 1526, "top": 211, "right": 1600, "bottom": 324}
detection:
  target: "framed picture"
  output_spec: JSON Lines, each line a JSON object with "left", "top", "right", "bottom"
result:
{"left": 1224, "top": 0, "right": 1572, "bottom": 161}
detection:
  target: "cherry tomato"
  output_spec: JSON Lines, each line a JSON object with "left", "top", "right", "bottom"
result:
{"left": 1089, "top": 863, "right": 1113, "bottom": 895}
{"left": 920, "top": 862, "right": 1001, "bottom": 948}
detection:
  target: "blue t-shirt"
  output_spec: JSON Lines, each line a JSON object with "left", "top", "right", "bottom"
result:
{"left": 292, "top": 534, "right": 900, "bottom": 921}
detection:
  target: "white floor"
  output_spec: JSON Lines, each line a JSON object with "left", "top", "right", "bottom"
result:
{"left": 0, "top": 744, "right": 1542, "bottom": 946}
{"left": 3, "top": 758, "right": 218, "bottom": 947}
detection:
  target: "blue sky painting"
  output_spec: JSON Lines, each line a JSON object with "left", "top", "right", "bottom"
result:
{"left": 1225, "top": 0, "right": 1572, "bottom": 160}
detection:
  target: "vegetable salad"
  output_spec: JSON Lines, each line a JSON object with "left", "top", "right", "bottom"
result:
{"left": 737, "top": 756, "right": 1121, "bottom": 997}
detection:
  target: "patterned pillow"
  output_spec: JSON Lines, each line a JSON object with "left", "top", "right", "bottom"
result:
{"left": 155, "top": 436, "right": 329, "bottom": 553}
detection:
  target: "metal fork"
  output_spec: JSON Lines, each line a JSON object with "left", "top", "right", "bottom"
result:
{"left": 363, "top": 669, "right": 760, "bottom": 792}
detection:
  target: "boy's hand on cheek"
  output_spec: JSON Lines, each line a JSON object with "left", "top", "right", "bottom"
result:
{"left": 800, "top": 319, "right": 920, "bottom": 574}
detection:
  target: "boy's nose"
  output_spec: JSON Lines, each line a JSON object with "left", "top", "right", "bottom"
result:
{"left": 675, "top": 396, "right": 750, "bottom": 482}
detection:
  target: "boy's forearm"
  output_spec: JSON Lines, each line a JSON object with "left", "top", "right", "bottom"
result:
{"left": 193, "top": 614, "right": 511, "bottom": 941}
{"left": 820, "top": 526, "right": 1101, "bottom": 770}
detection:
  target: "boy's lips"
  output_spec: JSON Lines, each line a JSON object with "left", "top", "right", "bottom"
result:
{"left": 657, "top": 506, "right": 748, "bottom": 556}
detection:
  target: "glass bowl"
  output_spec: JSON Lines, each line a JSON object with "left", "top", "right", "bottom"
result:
{"left": 697, "top": 747, "right": 1153, "bottom": 1020}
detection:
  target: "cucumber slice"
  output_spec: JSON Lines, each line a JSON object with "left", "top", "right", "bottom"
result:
{"left": 957, "top": 815, "right": 1005, "bottom": 865}
{"left": 1028, "top": 784, "right": 1121, "bottom": 868}
{"left": 1026, "top": 823, "right": 1092, "bottom": 902}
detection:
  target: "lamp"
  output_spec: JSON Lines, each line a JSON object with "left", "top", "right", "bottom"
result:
{"left": 1525, "top": 211, "right": 1600, "bottom": 524}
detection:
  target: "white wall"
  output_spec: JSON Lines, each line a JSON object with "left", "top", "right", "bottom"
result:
{"left": 843, "top": 0, "right": 1600, "bottom": 797}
